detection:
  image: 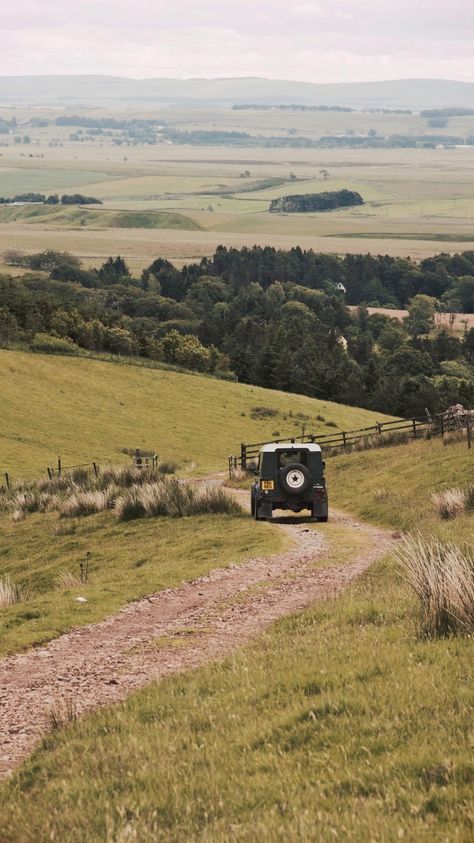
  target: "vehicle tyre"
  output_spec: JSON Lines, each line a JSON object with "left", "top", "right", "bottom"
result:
{"left": 279, "top": 463, "right": 312, "bottom": 496}
{"left": 316, "top": 515, "right": 328, "bottom": 523}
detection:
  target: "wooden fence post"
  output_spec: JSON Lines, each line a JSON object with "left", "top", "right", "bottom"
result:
{"left": 4, "top": 472, "right": 10, "bottom": 490}
{"left": 412, "top": 419, "right": 417, "bottom": 439}
{"left": 240, "top": 443, "right": 247, "bottom": 470}
{"left": 342, "top": 432, "right": 347, "bottom": 450}
{"left": 47, "top": 467, "right": 52, "bottom": 480}
{"left": 467, "top": 417, "right": 472, "bottom": 450}
{"left": 57, "top": 456, "right": 61, "bottom": 477}
{"left": 93, "top": 462, "right": 99, "bottom": 477}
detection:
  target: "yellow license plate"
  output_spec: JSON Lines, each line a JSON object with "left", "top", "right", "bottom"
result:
{"left": 261, "top": 480, "right": 274, "bottom": 491}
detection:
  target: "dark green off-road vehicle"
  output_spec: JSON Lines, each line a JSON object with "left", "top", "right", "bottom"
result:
{"left": 250, "top": 443, "right": 328, "bottom": 522}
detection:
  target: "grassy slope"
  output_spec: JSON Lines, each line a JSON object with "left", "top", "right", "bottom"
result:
{"left": 0, "top": 350, "right": 394, "bottom": 476}
{"left": 1, "top": 440, "right": 472, "bottom": 841}
{"left": 327, "top": 435, "right": 474, "bottom": 543}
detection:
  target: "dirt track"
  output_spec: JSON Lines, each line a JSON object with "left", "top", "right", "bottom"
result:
{"left": 0, "top": 503, "right": 396, "bottom": 780}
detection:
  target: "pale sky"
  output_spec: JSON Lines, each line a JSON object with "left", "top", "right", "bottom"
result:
{"left": 1, "top": 0, "right": 474, "bottom": 82}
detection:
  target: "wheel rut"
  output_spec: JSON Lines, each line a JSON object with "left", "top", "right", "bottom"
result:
{"left": 0, "top": 497, "right": 396, "bottom": 780}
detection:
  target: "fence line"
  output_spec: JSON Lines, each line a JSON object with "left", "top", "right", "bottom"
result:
{"left": 2, "top": 453, "right": 158, "bottom": 491}
{"left": 229, "top": 413, "right": 472, "bottom": 475}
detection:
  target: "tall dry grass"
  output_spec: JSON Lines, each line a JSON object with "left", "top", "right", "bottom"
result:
{"left": 431, "top": 484, "right": 474, "bottom": 519}
{"left": 116, "top": 479, "right": 242, "bottom": 522}
{"left": 395, "top": 534, "right": 474, "bottom": 637}
{"left": 1, "top": 461, "right": 177, "bottom": 520}
{"left": 59, "top": 489, "right": 117, "bottom": 519}
{"left": 0, "top": 576, "right": 22, "bottom": 607}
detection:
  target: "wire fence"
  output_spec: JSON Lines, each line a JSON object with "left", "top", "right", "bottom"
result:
{"left": 1, "top": 453, "right": 158, "bottom": 491}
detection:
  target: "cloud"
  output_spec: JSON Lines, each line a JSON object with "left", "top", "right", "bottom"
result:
{"left": 1, "top": 0, "right": 473, "bottom": 81}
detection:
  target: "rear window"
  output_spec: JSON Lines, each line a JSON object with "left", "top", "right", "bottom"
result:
{"left": 277, "top": 450, "right": 307, "bottom": 467}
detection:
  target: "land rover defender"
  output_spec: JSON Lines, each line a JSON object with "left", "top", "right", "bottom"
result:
{"left": 250, "top": 443, "right": 328, "bottom": 521}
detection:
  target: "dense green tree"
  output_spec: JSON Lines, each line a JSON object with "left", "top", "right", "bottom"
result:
{"left": 0, "top": 307, "right": 19, "bottom": 347}
{"left": 405, "top": 295, "right": 437, "bottom": 337}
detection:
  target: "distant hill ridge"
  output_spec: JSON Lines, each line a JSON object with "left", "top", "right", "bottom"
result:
{"left": 0, "top": 76, "right": 473, "bottom": 109}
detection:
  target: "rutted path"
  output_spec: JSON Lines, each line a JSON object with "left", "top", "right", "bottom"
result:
{"left": 0, "top": 499, "right": 396, "bottom": 780}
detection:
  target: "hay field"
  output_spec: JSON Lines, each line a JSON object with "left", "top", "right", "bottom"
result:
{"left": 1, "top": 104, "right": 474, "bottom": 269}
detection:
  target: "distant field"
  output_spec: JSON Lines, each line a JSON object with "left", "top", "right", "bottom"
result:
{"left": 349, "top": 306, "right": 474, "bottom": 332}
{"left": 0, "top": 350, "right": 396, "bottom": 478}
{"left": 1, "top": 104, "right": 474, "bottom": 265}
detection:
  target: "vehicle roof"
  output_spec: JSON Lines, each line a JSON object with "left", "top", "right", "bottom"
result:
{"left": 259, "top": 442, "right": 322, "bottom": 454}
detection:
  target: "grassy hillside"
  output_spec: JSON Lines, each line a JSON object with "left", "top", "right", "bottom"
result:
{"left": 1, "top": 437, "right": 472, "bottom": 841}
{"left": 0, "top": 350, "right": 394, "bottom": 477}
{"left": 328, "top": 435, "right": 474, "bottom": 543}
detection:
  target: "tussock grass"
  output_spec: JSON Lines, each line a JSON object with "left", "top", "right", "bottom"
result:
{"left": 56, "top": 570, "right": 82, "bottom": 590}
{"left": 0, "top": 463, "right": 176, "bottom": 519}
{"left": 395, "top": 534, "right": 474, "bottom": 636}
{"left": 442, "top": 428, "right": 468, "bottom": 446}
{"left": 0, "top": 575, "right": 22, "bottom": 607}
{"left": 431, "top": 487, "right": 467, "bottom": 519}
{"left": 116, "top": 479, "right": 242, "bottom": 521}
{"left": 225, "top": 470, "right": 253, "bottom": 490}
{"left": 373, "top": 487, "right": 392, "bottom": 502}
{"left": 48, "top": 698, "right": 77, "bottom": 731}
{"left": 59, "top": 489, "right": 115, "bottom": 519}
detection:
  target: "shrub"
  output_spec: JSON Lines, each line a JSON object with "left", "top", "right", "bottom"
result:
{"left": 395, "top": 534, "right": 474, "bottom": 637}
{"left": 158, "top": 460, "right": 178, "bottom": 475}
{"left": 250, "top": 406, "right": 278, "bottom": 420}
{"left": 30, "top": 333, "right": 79, "bottom": 355}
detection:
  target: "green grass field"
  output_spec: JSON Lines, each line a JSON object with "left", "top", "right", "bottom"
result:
{"left": 1, "top": 437, "right": 472, "bottom": 842}
{"left": 0, "top": 350, "right": 394, "bottom": 478}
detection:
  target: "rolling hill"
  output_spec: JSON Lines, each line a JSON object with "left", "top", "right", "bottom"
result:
{"left": 1, "top": 75, "right": 473, "bottom": 109}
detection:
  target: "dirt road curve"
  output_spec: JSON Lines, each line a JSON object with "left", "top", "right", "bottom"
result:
{"left": 0, "top": 507, "right": 395, "bottom": 779}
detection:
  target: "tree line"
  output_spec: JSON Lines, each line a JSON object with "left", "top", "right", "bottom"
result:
{"left": 0, "top": 194, "right": 102, "bottom": 206}
{"left": 1, "top": 246, "right": 474, "bottom": 417}
{"left": 269, "top": 190, "right": 363, "bottom": 213}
